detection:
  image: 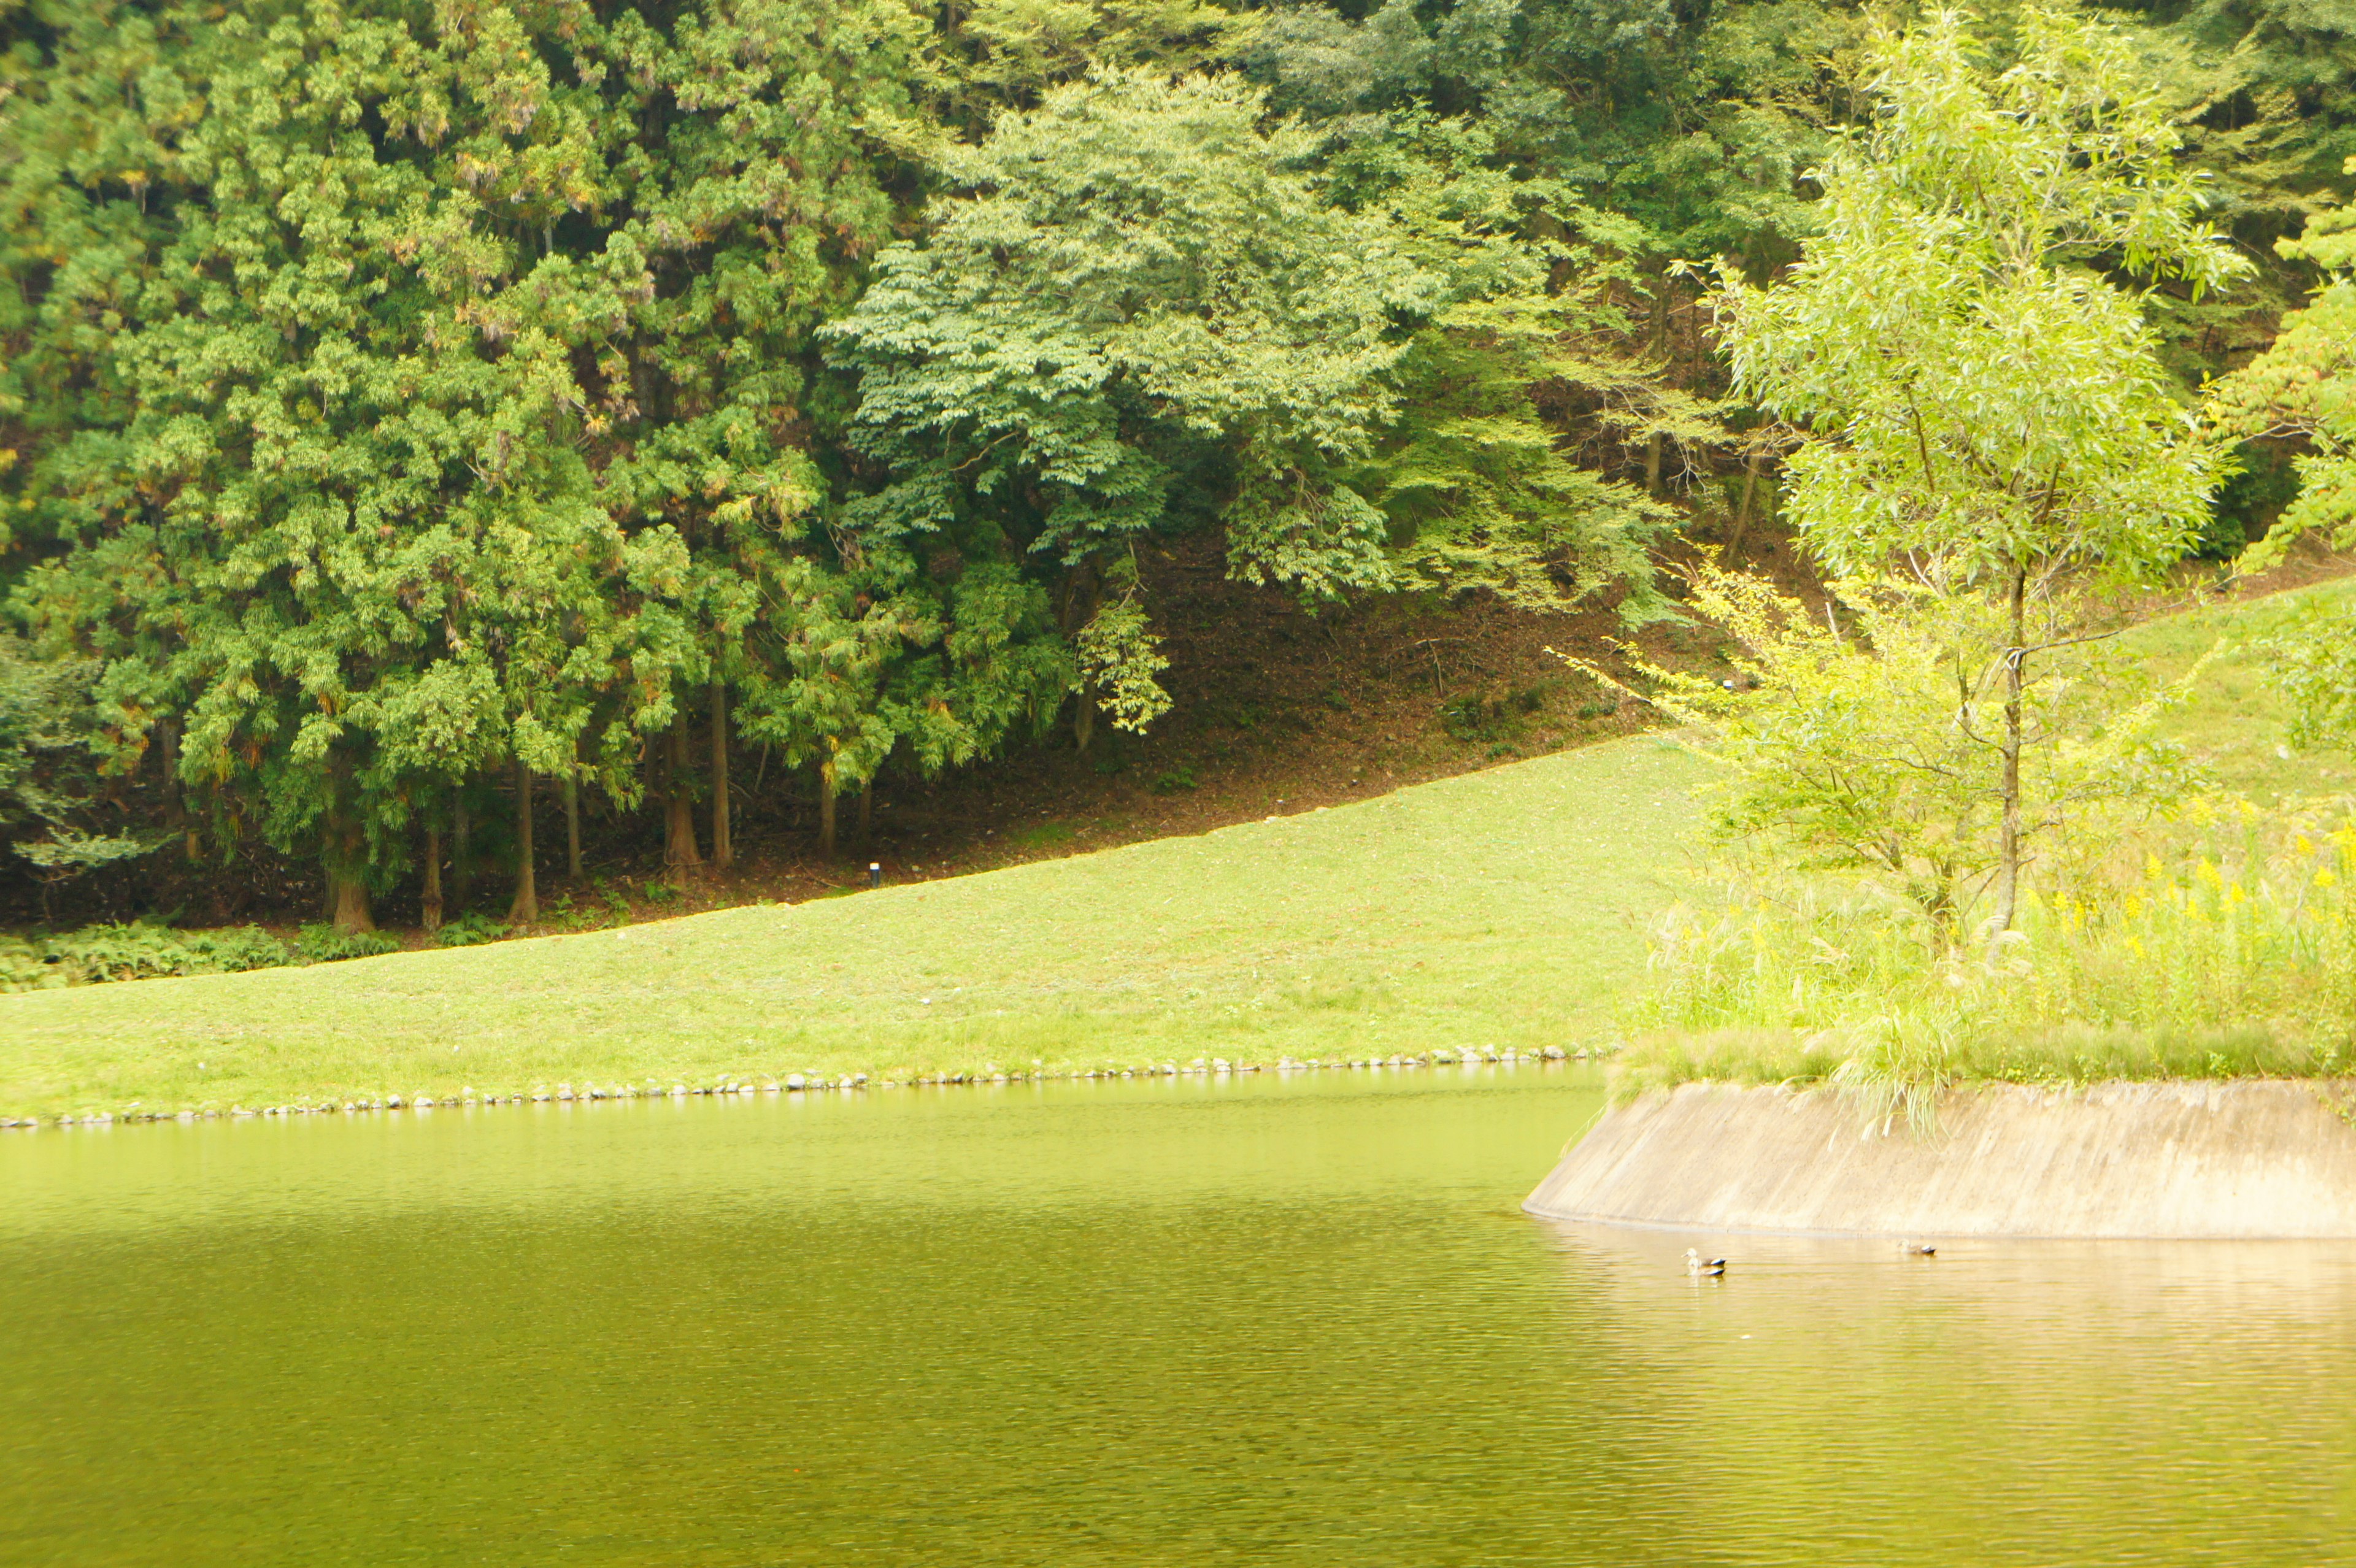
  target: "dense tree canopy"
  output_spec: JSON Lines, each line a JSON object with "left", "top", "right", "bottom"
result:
{"left": 0, "top": 0, "right": 2346, "bottom": 932}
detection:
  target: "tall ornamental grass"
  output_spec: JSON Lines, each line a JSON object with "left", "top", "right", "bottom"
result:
{"left": 1619, "top": 796, "right": 2356, "bottom": 1111}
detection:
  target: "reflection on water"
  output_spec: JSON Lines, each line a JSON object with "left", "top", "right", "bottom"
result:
{"left": 2, "top": 1067, "right": 2351, "bottom": 1566}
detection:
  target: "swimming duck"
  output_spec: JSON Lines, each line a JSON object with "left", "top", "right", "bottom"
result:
{"left": 1685, "top": 1247, "right": 1727, "bottom": 1278}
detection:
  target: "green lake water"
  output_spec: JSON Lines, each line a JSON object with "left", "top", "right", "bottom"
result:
{"left": 5, "top": 1064, "right": 2354, "bottom": 1566}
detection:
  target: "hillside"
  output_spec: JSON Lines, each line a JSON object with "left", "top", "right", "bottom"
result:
{"left": 6, "top": 566, "right": 2351, "bottom": 1123}
{"left": 0, "top": 735, "right": 1707, "bottom": 1120}
{"left": 20, "top": 528, "right": 1755, "bottom": 934}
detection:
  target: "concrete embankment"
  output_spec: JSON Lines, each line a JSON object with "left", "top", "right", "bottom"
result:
{"left": 1525, "top": 1080, "right": 2356, "bottom": 1239}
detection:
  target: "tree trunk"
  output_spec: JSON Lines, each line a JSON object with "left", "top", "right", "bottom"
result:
{"left": 1995, "top": 564, "right": 2027, "bottom": 934}
{"left": 422, "top": 826, "right": 444, "bottom": 934}
{"left": 159, "top": 721, "right": 199, "bottom": 862}
{"left": 664, "top": 720, "right": 702, "bottom": 870}
{"left": 563, "top": 772, "right": 582, "bottom": 881}
{"left": 327, "top": 863, "right": 375, "bottom": 934}
{"left": 1064, "top": 561, "right": 1103, "bottom": 753}
{"left": 1727, "top": 450, "right": 1763, "bottom": 558}
{"left": 322, "top": 753, "right": 374, "bottom": 933}
{"left": 452, "top": 793, "right": 471, "bottom": 915}
{"left": 819, "top": 762, "right": 837, "bottom": 859}
{"left": 710, "top": 682, "right": 733, "bottom": 870}
{"left": 1644, "top": 282, "right": 1671, "bottom": 496}
{"left": 858, "top": 778, "right": 873, "bottom": 847}
{"left": 158, "top": 722, "right": 180, "bottom": 826}
{"left": 507, "top": 760, "right": 539, "bottom": 924}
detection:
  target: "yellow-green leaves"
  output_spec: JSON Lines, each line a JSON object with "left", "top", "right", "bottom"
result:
{"left": 1072, "top": 594, "right": 1169, "bottom": 734}
{"left": 1714, "top": 8, "right": 2244, "bottom": 590}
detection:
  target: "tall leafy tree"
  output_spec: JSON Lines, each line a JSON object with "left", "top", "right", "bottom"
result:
{"left": 825, "top": 69, "right": 1434, "bottom": 739}
{"left": 1, "top": 0, "right": 670, "bottom": 930}
{"left": 1, "top": 0, "right": 941, "bottom": 923}
{"left": 1711, "top": 7, "right": 2246, "bottom": 931}
{"left": 827, "top": 67, "right": 1684, "bottom": 744}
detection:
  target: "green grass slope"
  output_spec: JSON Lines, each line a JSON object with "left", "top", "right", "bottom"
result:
{"left": 2139, "top": 573, "right": 2356, "bottom": 799}
{"left": 0, "top": 736, "right": 1707, "bottom": 1118}
{"left": 8, "top": 571, "right": 2348, "bottom": 1122}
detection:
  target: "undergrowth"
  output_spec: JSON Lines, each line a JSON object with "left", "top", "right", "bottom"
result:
{"left": 0, "top": 922, "right": 294, "bottom": 993}
{"left": 1618, "top": 794, "right": 2356, "bottom": 1116}
{"left": 0, "top": 919, "right": 406, "bottom": 993}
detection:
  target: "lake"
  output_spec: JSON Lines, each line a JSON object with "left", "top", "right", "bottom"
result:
{"left": 4, "top": 1064, "right": 2353, "bottom": 1565}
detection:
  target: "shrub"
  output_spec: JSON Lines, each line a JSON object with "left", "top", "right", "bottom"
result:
{"left": 61, "top": 920, "right": 295, "bottom": 981}
{"left": 0, "top": 921, "right": 293, "bottom": 992}
{"left": 296, "top": 924, "right": 402, "bottom": 963}
{"left": 0, "top": 938, "right": 67, "bottom": 992}
{"left": 435, "top": 912, "right": 510, "bottom": 947}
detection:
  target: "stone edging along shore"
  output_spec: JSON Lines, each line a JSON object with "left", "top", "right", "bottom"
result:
{"left": 3, "top": 1044, "right": 1596, "bottom": 1132}
{"left": 1525, "top": 1078, "right": 2356, "bottom": 1239}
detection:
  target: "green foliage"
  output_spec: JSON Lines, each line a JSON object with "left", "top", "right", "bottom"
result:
{"left": 1317, "top": 113, "right": 1694, "bottom": 618}
{"left": 2212, "top": 169, "right": 2356, "bottom": 561}
{"left": 0, "top": 0, "right": 940, "bottom": 915}
{"left": 434, "top": 912, "right": 510, "bottom": 948}
{"left": 828, "top": 69, "right": 1432, "bottom": 602}
{"left": 296, "top": 924, "right": 401, "bottom": 964}
{"left": 1402, "top": 0, "right": 1866, "bottom": 272}
{"left": 939, "top": 0, "right": 1257, "bottom": 118}
{"left": 0, "top": 921, "right": 290, "bottom": 993}
{"left": 1073, "top": 593, "right": 1172, "bottom": 735}
{"left": 2200, "top": 440, "right": 2303, "bottom": 556}
{"left": 596, "top": 877, "right": 631, "bottom": 921}
{"left": 827, "top": 61, "right": 1686, "bottom": 758}
{"left": 0, "top": 636, "right": 159, "bottom": 894}
{"left": 2211, "top": 167, "right": 2356, "bottom": 750}
{"left": 2268, "top": 601, "right": 2356, "bottom": 756}
{"left": 1575, "top": 567, "right": 2198, "bottom": 934}
{"left": 1715, "top": 9, "right": 2244, "bottom": 588}
{"left": 2158, "top": 0, "right": 2356, "bottom": 242}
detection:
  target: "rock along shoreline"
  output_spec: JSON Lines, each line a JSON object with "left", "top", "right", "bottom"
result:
{"left": 1525, "top": 1078, "right": 2356, "bottom": 1240}
{"left": 4, "top": 1045, "right": 1594, "bottom": 1132}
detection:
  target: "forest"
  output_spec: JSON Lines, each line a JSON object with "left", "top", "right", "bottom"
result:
{"left": 0, "top": 0, "right": 2351, "bottom": 945}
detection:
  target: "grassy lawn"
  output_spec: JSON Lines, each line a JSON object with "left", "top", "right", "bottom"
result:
{"left": 0, "top": 736, "right": 1707, "bottom": 1119}
{"left": 2139, "top": 573, "right": 2356, "bottom": 799}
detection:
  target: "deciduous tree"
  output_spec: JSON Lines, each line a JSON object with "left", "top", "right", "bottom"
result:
{"left": 1711, "top": 8, "right": 2244, "bottom": 930}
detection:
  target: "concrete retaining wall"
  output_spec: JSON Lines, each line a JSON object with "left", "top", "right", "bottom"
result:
{"left": 1523, "top": 1079, "right": 2356, "bottom": 1238}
